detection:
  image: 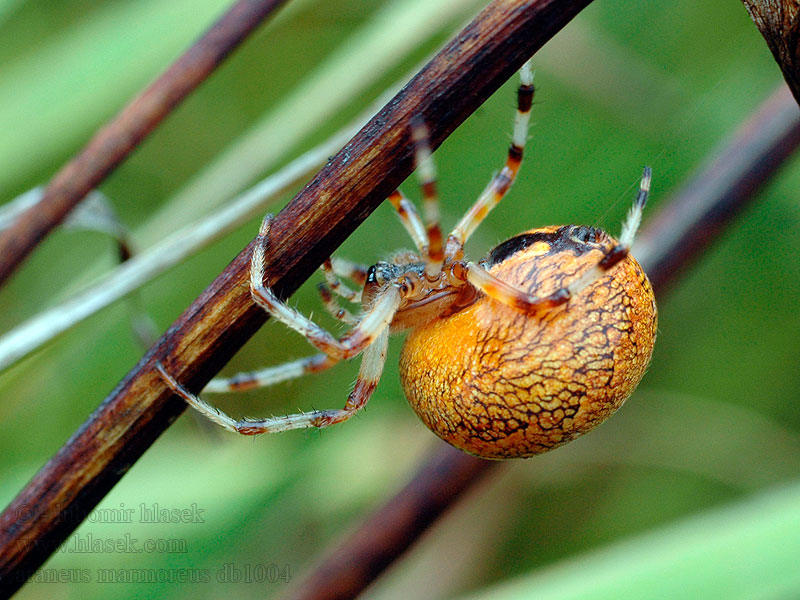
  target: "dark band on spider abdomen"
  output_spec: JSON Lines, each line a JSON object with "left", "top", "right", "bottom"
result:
{"left": 486, "top": 226, "right": 609, "bottom": 267}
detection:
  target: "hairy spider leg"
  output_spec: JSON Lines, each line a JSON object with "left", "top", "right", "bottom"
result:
{"left": 158, "top": 330, "right": 388, "bottom": 433}
{"left": 410, "top": 119, "right": 444, "bottom": 277}
{"left": 464, "top": 167, "right": 652, "bottom": 313}
{"left": 202, "top": 354, "right": 338, "bottom": 393}
{"left": 200, "top": 249, "right": 371, "bottom": 393}
{"left": 444, "top": 60, "right": 535, "bottom": 261}
{"left": 314, "top": 258, "right": 361, "bottom": 324}
{"left": 321, "top": 258, "right": 360, "bottom": 303}
{"left": 250, "top": 215, "right": 401, "bottom": 361}
{"left": 387, "top": 189, "right": 429, "bottom": 255}
{"left": 316, "top": 282, "right": 357, "bottom": 324}
{"left": 157, "top": 212, "right": 405, "bottom": 432}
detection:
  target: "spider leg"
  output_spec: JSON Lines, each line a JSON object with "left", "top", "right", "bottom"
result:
{"left": 156, "top": 328, "right": 389, "bottom": 434}
{"left": 158, "top": 212, "right": 402, "bottom": 433}
{"left": 317, "top": 282, "right": 357, "bottom": 324}
{"left": 329, "top": 257, "right": 368, "bottom": 287}
{"left": 251, "top": 215, "right": 401, "bottom": 360}
{"left": 298, "top": 326, "right": 390, "bottom": 430}
{"left": 321, "top": 258, "right": 360, "bottom": 303}
{"left": 202, "top": 273, "right": 361, "bottom": 395}
{"left": 464, "top": 167, "right": 651, "bottom": 313}
{"left": 201, "top": 270, "right": 360, "bottom": 395}
{"left": 410, "top": 120, "right": 444, "bottom": 277}
{"left": 445, "top": 60, "right": 534, "bottom": 261}
{"left": 387, "top": 189, "right": 429, "bottom": 255}
{"left": 202, "top": 353, "right": 338, "bottom": 393}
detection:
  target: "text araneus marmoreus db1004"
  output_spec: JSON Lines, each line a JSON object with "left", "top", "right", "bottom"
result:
{"left": 157, "top": 61, "right": 658, "bottom": 460}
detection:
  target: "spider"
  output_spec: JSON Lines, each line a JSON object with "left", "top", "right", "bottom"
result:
{"left": 157, "top": 61, "right": 658, "bottom": 459}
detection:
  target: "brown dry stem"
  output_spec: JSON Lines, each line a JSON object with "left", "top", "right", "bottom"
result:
{"left": 0, "top": 0, "right": 595, "bottom": 596}
{"left": 0, "top": 0, "right": 289, "bottom": 289}
{"left": 742, "top": 0, "right": 800, "bottom": 104}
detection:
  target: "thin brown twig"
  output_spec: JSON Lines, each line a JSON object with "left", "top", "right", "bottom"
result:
{"left": 741, "top": 0, "right": 800, "bottom": 104}
{"left": 287, "top": 82, "right": 800, "bottom": 600}
{"left": 636, "top": 83, "right": 800, "bottom": 290}
{"left": 288, "top": 443, "right": 495, "bottom": 600}
{"left": 0, "top": 0, "right": 595, "bottom": 596}
{"left": 0, "top": 0, "right": 289, "bottom": 289}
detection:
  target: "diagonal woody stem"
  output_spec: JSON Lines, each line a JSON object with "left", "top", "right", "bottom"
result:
{"left": 741, "top": 0, "right": 800, "bottom": 105}
{"left": 0, "top": 0, "right": 595, "bottom": 596}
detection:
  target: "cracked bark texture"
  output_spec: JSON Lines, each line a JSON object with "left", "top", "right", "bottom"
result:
{"left": 742, "top": 0, "right": 800, "bottom": 103}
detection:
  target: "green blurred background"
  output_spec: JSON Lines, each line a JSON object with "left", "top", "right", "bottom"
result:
{"left": 1, "top": 0, "right": 800, "bottom": 598}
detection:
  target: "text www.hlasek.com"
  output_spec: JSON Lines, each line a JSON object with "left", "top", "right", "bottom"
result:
{"left": 16, "top": 533, "right": 187, "bottom": 555}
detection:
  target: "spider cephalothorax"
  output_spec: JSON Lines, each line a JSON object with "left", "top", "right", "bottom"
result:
{"left": 157, "top": 61, "right": 657, "bottom": 459}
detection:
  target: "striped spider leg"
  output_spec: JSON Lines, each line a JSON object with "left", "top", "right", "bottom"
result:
{"left": 156, "top": 125, "right": 458, "bottom": 436}
{"left": 316, "top": 258, "right": 366, "bottom": 325}
{"left": 442, "top": 60, "right": 535, "bottom": 263}
{"left": 157, "top": 215, "right": 403, "bottom": 435}
{"left": 158, "top": 177, "right": 444, "bottom": 433}
{"left": 200, "top": 257, "right": 370, "bottom": 394}
{"left": 458, "top": 167, "right": 651, "bottom": 312}
{"left": 434, "top": 59, "right": 651, "bottom": 314}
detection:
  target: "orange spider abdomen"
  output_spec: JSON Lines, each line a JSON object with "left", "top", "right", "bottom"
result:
{"left": 399, "top": 225, "right": 657, "bottom": 459}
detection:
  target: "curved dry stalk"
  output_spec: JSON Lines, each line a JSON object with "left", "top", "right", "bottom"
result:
{"left": 288, "top": 82, "right": 800, "bottom": 600}
{"left": 0, "top": 0, "right": 289, "bottom": 289}
{"left": 0, "top": 0, "right": 595, "bottom": 595}
{"left": 635, "top": 84, "right": 800, "bottom": 289}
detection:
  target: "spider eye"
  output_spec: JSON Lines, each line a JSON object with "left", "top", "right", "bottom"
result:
{"left": 570, "top": 226, "right": 593, "bottom": 243}
{"left": 569, "top": 226, "right": 605, "bottom": 245}
{"left": 366, "top": 262, "right": 393, "bottom": 286}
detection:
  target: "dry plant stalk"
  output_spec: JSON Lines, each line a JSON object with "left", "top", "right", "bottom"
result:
{"left": 742, "top": 0, "right": 800, "bottom": 103}
{"left": 0, "top": 0, "right": 595, "bottom": 595}
{"left": 0, "top": 0, "right": 289, "bottom": 289}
